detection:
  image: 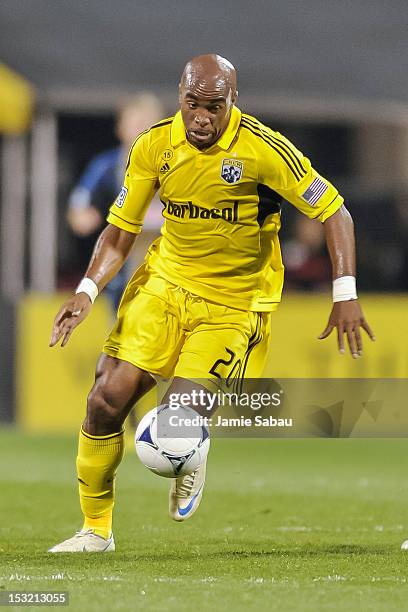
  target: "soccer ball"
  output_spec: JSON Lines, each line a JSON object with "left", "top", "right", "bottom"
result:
{"left": 135, "top": 404, "right": 210, "bottom": 478}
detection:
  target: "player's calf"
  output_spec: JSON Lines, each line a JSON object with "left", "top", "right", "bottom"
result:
{"left": 48, "top": 355, "right": 154, "bottom": 552}
{"left": 85, "top": 383, "right": 125, "bottom": 435}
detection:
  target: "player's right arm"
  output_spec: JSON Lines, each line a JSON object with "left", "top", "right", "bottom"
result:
{"left": 49, "top": 225, "right": 136, "bottom": 347}
{"left": 50, "top": 130, "right": 159, "bottom": 348}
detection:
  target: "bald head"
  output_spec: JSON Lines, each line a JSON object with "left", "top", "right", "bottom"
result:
{"left": 179, "top": 54, "right": 238, "bottom": 149}
{"left": 181, "top": 54, "right": 237, "bottom": 100}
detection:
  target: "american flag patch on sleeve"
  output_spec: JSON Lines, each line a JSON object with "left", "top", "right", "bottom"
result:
{"left": 301, "top": 178, "right": 328, "bottom": 206}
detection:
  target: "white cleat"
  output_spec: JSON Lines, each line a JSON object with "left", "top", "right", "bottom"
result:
{"left": 169, "top": 460, "right": 207, "bottom": 522}
{"left": 48, "top": 529, "right": 115, "bottom": 553}
{"left": 401, "top": 540, "right": 408, "bottom": 551}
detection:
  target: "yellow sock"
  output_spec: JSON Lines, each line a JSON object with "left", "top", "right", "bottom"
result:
{"left": 76, "top": 428, "right": 124, "bottom": 540}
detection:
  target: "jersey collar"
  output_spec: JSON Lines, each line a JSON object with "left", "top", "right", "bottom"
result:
{"left": 170, "top": 106, "right": 242, "bottom": 151}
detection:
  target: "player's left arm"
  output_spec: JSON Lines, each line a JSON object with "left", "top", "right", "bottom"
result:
{"left": 319, "top": 205, "right": 375, "bottom": 357}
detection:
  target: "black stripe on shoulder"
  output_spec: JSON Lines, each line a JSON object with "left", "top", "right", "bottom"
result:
{"left": 125, "top": 118, "right": 174, "bottom": 170}
{"left": 243, "top": 117, "right": 307, "bottom": 176}
{"left": 125, "top": 128, "right": 150, "bottom": 171}
{"left": 240, "top": 122, "right": 303, "bottom": 181}
{"left": 150, "top": 117, "right": 174, "bottom": 130}
{"left": 125, "top": 118, "right": 174, "bottom": 171}
{"left": 241, "top": 116, "right": 306, "bottom": 179}
{"left": 242, "top": 115, "right": 307, "bottom": 176}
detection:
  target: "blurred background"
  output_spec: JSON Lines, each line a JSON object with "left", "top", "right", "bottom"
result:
{"left": 0, "top": 0, "right": 407, "bottom": 431}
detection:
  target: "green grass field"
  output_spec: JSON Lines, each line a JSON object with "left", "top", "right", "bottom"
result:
{"left": 1, "top": 429, "right": 408, "bottom": 611}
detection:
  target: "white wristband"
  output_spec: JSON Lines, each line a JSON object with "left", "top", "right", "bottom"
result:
{"left": 76, "top": 277, "right": 99, "bottom": 303}
{"left": 333, "top": 276, "right": 357, "bottom": 302}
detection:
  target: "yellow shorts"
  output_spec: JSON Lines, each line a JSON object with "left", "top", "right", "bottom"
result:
{"left": 103, "top": 265, "right": 271, "bottom": 383}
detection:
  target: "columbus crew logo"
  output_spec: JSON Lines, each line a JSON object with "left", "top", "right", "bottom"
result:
{"left": 221, "top": 159, "right": 244, "bottom": 184}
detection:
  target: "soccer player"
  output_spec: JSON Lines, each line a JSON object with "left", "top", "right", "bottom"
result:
{"left": 48, "top": 54, "right": 375, "bottom": 552}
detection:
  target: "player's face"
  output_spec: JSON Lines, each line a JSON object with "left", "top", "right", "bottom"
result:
{"left": 179, "top": 84, "right": 235, "bottom": 150}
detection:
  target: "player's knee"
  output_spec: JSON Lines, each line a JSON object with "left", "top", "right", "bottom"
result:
{"left": 86, "top": 383, "right": 123, "bottom": 432}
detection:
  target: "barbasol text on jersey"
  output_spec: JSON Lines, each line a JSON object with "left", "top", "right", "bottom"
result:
{"left": 161, "top": 200, "right": 239, "bottom": 223}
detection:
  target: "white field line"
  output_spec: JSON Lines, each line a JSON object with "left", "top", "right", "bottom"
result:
{"left": 3, "top": 573, "right": 123, "bottom": 582}
{"left": 313, "top": 576, "right": 408, "bottom": 583}
{"left": 2, "top": 573, "right": 407, "bottom": 585}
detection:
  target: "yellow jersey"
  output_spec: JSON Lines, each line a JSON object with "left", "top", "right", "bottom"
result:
{"left": 107, "top": 106, "right": 343, "bottom": 311}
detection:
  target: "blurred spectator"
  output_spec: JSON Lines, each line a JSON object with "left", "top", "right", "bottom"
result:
{"left": 282, "top": 215, "right": 331, "bottom": 291}
{"left": 67, "top": 93, "right": 164, "bottom": 309}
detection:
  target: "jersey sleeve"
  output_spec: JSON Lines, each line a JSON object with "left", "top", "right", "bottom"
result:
{"left": 106, "top": 132, "right": 158, "bottom": 234}
{"left": 258, "top": 129, "right": 343, "bottom": 222}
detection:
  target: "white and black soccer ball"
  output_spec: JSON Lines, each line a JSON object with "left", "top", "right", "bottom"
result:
{"left": 135, "top": 405, "right": 210, "bottom": 478}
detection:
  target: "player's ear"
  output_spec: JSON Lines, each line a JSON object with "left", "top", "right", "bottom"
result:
{"left": 178, "top": 83, "right": 182, "bottom": 104}
{"left": 232, "top": 89, "right": 238, "bottom": 104}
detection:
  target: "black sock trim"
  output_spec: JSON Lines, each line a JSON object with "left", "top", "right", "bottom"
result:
{"left": 81, "top": 429, "right": 124, "bottom": 441}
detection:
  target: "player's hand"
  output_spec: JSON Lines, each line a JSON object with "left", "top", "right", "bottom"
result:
{"left": 49, "top": 293, "right": 93, "bottom": 348}
{"left": 318, "top": 300, "right": 375, "bottom": 358}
